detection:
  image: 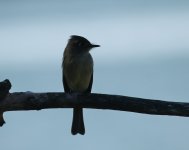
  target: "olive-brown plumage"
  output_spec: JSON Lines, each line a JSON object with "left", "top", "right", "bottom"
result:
{"left": 62, "top": 35, "right": 99, "bottom": 135}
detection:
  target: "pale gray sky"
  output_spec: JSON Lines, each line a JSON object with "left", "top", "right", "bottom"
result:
{"left": 0, "top": 1, "right": 189, "bottom": 150}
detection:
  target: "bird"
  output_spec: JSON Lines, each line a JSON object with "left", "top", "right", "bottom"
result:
{"left": 62, "top": 35, "right": 100, "bottom": 135}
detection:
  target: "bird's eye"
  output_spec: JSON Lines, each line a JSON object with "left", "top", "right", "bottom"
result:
{"left": 78, "top": 42, "right": 83, "bottom": 47}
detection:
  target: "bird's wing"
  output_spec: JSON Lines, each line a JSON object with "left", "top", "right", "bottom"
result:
{"left": 85, "top": 72, "right": 93, "bottom": 93}
{"left": 63, "top": 73, "right": 71, "bottom": 93}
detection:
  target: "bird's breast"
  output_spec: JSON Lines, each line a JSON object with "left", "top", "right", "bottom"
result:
{"left": 63, "top": 54, "right": 93, "bottom": 92}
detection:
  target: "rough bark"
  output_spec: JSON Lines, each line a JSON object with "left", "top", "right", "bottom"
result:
{"left": 0, "top": 79, "right": 189, "bottom": 126}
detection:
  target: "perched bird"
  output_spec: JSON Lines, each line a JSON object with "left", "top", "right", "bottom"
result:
{"left": 62, "top": 35, "right": 100, "bottom": 135}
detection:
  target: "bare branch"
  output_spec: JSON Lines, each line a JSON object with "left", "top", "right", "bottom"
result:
{"left": 0, "top": 79, "right": 11, "bottom": 126}
{"left": 0, "top": 79, "right": 189, "bottom": 127}
{"left": 1, "top": 92, "right": 189, "bottom": 116}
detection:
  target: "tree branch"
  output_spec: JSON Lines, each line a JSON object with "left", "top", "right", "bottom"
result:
{"left": 0, "top": 79, "right": 11, "bottom": 126}
{"left": 0, "top": 79, "right": 189, "bottom": 127}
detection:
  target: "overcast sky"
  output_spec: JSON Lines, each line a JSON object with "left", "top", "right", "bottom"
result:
{"left": 0, "top": 1, "right": 189, "bottom": 150}
{"left": 0, "top": 0, "right": 189, "bottom": 66}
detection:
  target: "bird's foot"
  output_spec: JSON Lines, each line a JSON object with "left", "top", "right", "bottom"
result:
{"left": 65, "top": 92, "right": 82, "bottom": 99}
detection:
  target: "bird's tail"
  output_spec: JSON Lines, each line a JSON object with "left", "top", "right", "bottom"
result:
{"left": 71, "top": 107, "right": 85, "bottom": 135}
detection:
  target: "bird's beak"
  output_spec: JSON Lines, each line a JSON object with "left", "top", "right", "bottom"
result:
{"left": 90, "top": 44, "right": 100, "bottom": 48}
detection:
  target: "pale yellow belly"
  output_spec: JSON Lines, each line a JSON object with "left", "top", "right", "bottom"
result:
{"left": 63, "top": 54, "right": 93, "bottom": 92}
{"left": 67, "top": 67, "right": 92, "bottom": 92}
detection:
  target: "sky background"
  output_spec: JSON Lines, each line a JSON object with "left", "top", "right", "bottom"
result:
{"left": 0, "top": 0, "right": 189, "bottom": 150}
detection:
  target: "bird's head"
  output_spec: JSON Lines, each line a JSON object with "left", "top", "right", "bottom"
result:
{"left": 66, "top": 35, "right": 100, "bottom": 55}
